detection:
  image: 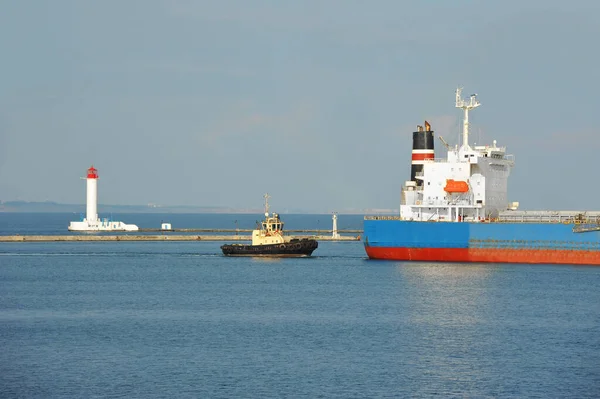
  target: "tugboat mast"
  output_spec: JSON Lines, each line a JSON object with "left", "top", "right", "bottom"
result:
{"left": 263, "top": 192, "right": 271, "bottom": 217}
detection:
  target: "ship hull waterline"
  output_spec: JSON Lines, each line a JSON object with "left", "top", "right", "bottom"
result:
{"left": 221, "top": 253, "right": 314, "bottom": 258}
{"left": 221, "top": 239, "right": 318, "bottom": 258}
{"left": 364, "top": 246, "right": 600, "bottom": 265}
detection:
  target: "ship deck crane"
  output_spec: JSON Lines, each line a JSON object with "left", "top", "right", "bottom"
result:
{"left": 438, "top": 135, "right": 451, "bottom": 150}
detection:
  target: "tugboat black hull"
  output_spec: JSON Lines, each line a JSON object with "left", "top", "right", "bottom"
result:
{"left": 221, "top": 238, "right": 318, "bottom": 257}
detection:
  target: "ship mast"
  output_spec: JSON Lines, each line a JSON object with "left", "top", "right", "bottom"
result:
{"left": 455, "top": 87, "right": 480, "bottom": 150}
{"left": 263, "top": 192, "right": 271, "bottom": 217}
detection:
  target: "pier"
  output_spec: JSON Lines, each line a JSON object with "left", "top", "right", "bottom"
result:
{"left": 138, "top": 228, "right": 362, "bottom": 234}
{"left": 1, "top": 212, "right": 363, "bottom": 242}
{"left": 0, "top": 230, "right": 361, "bottom": 243}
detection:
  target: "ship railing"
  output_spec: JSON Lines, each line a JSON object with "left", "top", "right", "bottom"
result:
{"left": 366, "top": 212, "right": 600, "bottom": 224}
{"left": 497, "top": 213, "right": 600, "bottom": 224}
{"left": 364, "top": 215, "right": 402, "bottom": 221}
{"left": 414, "top": 159, "right": 453, "bottom": 168}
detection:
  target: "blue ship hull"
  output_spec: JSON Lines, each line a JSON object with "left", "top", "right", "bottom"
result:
{"left": 363, "top": 219, "right": 600, "bottom": 265}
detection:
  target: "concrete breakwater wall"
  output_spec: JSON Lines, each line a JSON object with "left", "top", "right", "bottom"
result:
{"left": 139, "top": 228, "right": 363, "bottom": 233}
{"left": 0, "top": 234, "right": 360, "bottom": 242}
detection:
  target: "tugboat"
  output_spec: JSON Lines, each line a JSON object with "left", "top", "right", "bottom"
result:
{"left": 221, "top": 194, "right": 318, "bottom": 257}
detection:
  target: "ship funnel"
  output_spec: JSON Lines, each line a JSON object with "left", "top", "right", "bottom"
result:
{"left": 410, "top": 121, "right": 435, "bottom": 186}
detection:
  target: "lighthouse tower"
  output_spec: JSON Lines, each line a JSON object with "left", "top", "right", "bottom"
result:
{"left": 332, "top": 212, "right": 341, "bottom": 239}
{"left": 68, "top": 165, "right": 139, "bottom": 232}
{"left": 86, "top": 166, "right": 99, "bottom": 223}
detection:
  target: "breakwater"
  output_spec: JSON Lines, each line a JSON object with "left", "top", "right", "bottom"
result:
{"left": 0, "top": 234, "right": 360, "bottom": 242}
{"left": 139, "top": 228, "right": 362, "bottom": 233}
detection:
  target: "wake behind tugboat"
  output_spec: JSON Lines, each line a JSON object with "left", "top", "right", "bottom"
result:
{"left": 221, "top": 193, "right": 318, "bottom": 257}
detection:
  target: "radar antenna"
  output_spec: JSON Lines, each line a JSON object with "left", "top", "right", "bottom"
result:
{"left": 455, "top": 87, "right": 480, "bottom": 150}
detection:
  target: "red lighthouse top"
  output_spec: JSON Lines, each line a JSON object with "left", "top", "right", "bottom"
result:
{"left": 87, "top": 166, "right": 98, "bottom": 179}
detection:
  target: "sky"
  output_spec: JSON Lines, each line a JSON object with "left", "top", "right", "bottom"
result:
{"left": 1, "top": 0, "right": 599, "bottom": 213}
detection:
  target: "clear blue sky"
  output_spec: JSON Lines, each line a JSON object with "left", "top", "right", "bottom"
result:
{"left": 1, "top": 0, "right": 599, "bottom": 212}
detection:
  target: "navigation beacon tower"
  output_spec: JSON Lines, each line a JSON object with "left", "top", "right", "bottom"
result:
{"left": 68, "top": 165, "right": 139, "bottom": 232}
{"left": 332, "top": 212, "right": 341, "bottom": 239}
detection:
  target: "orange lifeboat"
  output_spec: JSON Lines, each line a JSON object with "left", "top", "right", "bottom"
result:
{"left": 444, "top": 179, "right": 469, "bottom": 193}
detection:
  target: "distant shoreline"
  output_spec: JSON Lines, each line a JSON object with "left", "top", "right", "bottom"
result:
{"left": 0, "top": 201, "right": 395, "bottom": 215}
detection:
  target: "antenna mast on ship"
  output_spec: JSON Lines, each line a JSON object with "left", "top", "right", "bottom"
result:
{"left": 455, "top": 87, "right": 480, "bottom": 150}
{"left": 264, "top": 193, "right": 271, "bottom": 217}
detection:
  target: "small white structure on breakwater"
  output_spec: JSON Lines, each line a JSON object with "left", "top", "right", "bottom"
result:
{"left": 332, "top": 212, "right": 341, "bottom": 239}
{"left": 68, "top": 165, "right": 139, "bottom": 232}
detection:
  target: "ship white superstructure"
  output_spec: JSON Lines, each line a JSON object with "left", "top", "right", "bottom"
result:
{"left": 400, "top": 88, "right": 515, "bottom": 222}
{"left": 68, "top": 166, "right": 139, "bottom": 232}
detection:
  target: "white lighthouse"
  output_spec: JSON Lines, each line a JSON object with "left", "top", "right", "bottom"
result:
{"left": 68, "top": 165, "right": 139, "bottom": 232}
{"left": 85, "top": 165, "right": 99, "bottom": 223}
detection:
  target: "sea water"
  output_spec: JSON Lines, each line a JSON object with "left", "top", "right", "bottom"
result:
{"left": 1, "top": 213, "right": 599, "bottom": 398}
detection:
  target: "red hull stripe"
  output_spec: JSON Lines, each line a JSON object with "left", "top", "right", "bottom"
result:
{"left": 411, "top": 153, "right": 435, "bottom": 161}
{"left": 365, "top": 247, "right": 600, "bottom": 265}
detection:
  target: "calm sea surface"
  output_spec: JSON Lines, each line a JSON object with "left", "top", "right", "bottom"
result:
{"left": 1, "top": 213, "right": 599, "bottom": 398}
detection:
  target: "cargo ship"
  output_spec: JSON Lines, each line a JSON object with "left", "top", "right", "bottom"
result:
{"left": 363, "top": 88, "right": 600, "bottom": 265}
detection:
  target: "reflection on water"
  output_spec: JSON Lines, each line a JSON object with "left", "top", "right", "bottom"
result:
{"left": 392, "top": 263, "right": 504, "bottom": 395}
{"left": 395, "top": 262, "right": 496, "bottom": 327}
{"left": 250, "top": 256, "right": 283, "bottom": 264}
{"left": 396, "top": 262, "right": 496, "bottom": 277}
